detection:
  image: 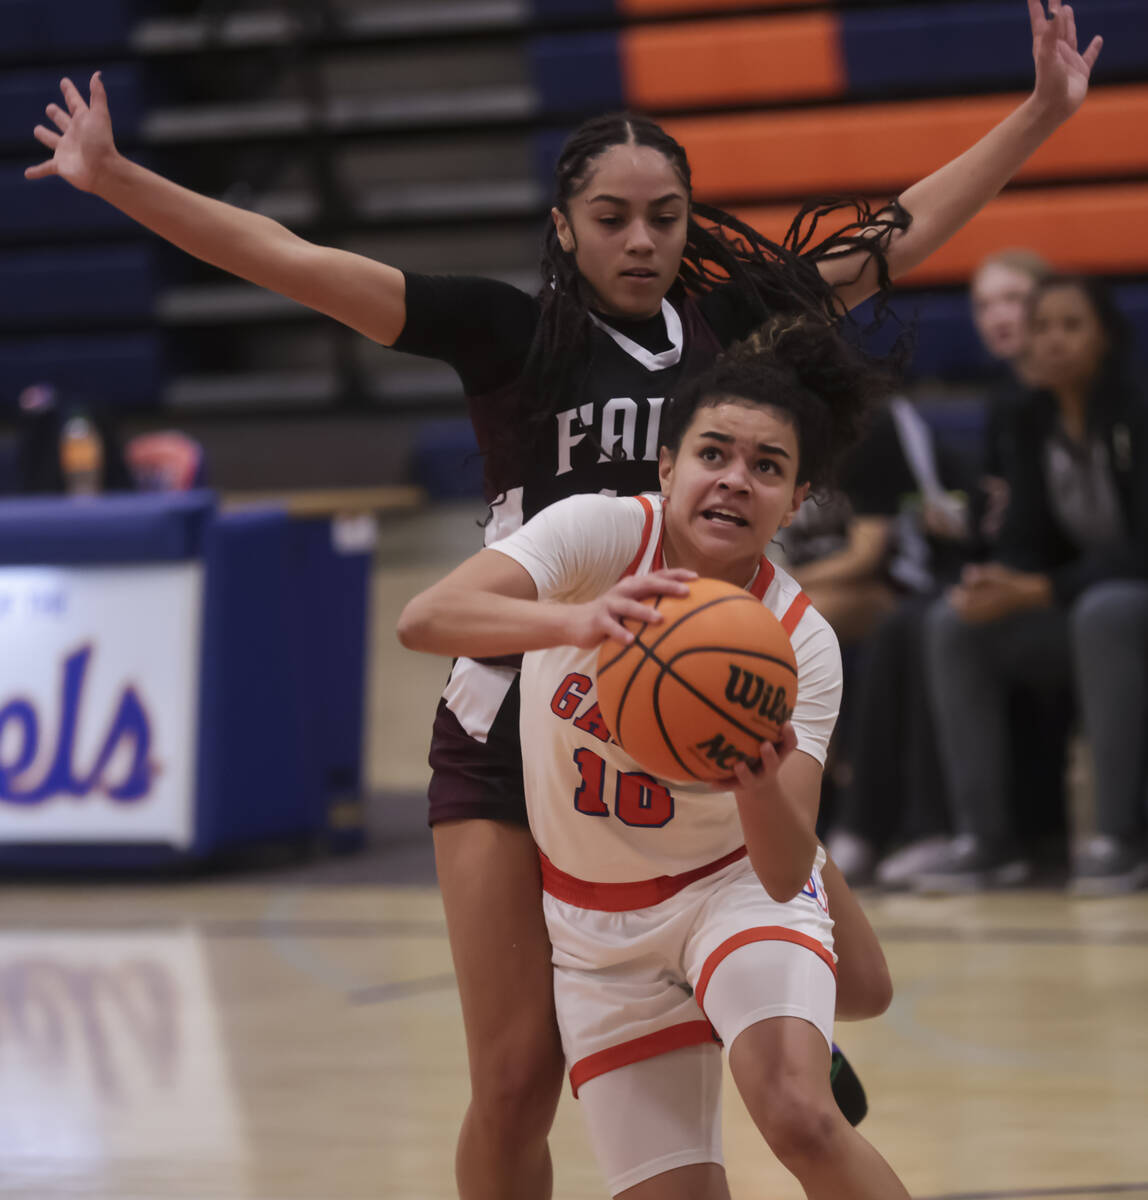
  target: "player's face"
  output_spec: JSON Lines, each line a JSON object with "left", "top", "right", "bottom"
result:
{"left": 551, "top": 144, "right": 689, "bottom": 320}
{"left": 971, "top": 262, "right": 1038, "bottom": 363}
{"left": 657, "top": 400, "right": 809, "bottom": 587}
{"left": 1028, "top": 284, "right": 1109, "bottom": 393}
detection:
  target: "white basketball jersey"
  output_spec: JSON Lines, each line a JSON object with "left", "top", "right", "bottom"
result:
{"left": 493, "top": 492, "right": 842, "bottom": 884}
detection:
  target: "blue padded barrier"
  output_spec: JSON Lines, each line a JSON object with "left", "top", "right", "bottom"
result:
{"left": 193, "top": 507, "right": 310, "bottom": 854}
{"left": 1, "top": 0, "right": 137, "bottom": 57}
{"left": 284, "top": 518, "right": 371, "bottom": 843}
{"left": 0, "top": 167, "right": 137, "bottom": 240}
{"left": 0, "top": 490, "right": 213, "bottom": 564}
{"left": 841, "top": 1, "right": 1141, "bottom": 96}
{"left": 529, "top": 33, "right": 625, "bottom": 115}
{"left": 411, "top": 419, "right": 485, "bottom": 500}
{"left": 0, "top": 65, "right": 143, "bottom": 147}
{"left": 0, "top": 333, "right": 164, "bottom": 408}
{"left": 0, "top": 245, "right": 157, "bottom": 328}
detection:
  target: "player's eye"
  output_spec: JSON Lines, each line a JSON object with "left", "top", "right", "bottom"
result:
{"left": 598, "top": 216, "right": 622, "bottom": 227}
{"left": 756, "top": 459, "right": 779, "bottom": 475}
{"left": 700, "top": 446, "right": 722, "bottom": 463}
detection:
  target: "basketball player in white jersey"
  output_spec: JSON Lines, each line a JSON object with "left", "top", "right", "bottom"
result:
{"left": 29, "top": 11, "right": 1101, "bottom": 1189}
{"left": 399, "top": 321, "right": 912, "bottom": 1198}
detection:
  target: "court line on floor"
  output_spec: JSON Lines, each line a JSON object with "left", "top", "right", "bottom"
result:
{"left": 921, "top": 1183, "right": 1148, "bottom": 1199}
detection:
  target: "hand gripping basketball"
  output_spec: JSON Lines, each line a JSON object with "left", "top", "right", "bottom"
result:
{"left": 596, "top": 577, "right": 798, "bottom": 784}
{"left": 566, "top": 568, "right": 696, "bottom": 649}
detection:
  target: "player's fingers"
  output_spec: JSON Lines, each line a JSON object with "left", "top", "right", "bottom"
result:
{"left": 1047, "top": 0, "right": 1061, "bottom": 14}
{"left": 1062, "top": 4, "right": 1077, "bottom": 51}
{"left": 1082, "top": 34, "right": 1102, "bottom": 69}
{"left": 24, "top": 158, "right": 58, "bottom": 180}
{"left": 1025, "top": 0, "right": 1045, "bottom": 36}
{"left": 60, "top": 77, "right": 87, "bottom": 117}
{"left": 615, "top": 599, "right": 663, "bottom": 625}
{"left": 46, "top": 103, "right": 71, "bottom": 132}
{"left": 90, "top": 71, "right": 108, "bottom": 110}
{"left": 32, "top": 124, "right": 61, "bottom": 150}
{"left": 602, "top": 617, "right": 635, "bottom": 646}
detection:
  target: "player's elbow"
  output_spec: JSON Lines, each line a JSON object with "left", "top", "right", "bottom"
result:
{"left": 396, "top": 594, "right": 435, "bottom": 652}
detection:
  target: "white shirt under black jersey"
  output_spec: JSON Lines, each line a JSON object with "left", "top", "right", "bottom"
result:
{"left": 493, "top": 493, "right": 843, "bottom": 884}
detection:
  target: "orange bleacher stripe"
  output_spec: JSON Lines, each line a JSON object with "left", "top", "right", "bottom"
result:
{"left": 621, "top": 0, "right": 818, "bottom": 15}
{"left": 622, "top": 13, "right": 844, "bottom": 110}
{"left": 733, "top": 184, "right": 1148, "bottom": 284}
{"left": 666, "top": 86, "right": 1148, "bottom": 199}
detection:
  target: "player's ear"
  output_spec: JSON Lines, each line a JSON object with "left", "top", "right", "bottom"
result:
{"left": 657, "top": 445, "right": 675, "bottom": 497}
{"left": 552, "top": 207, "right": 576, "bottom": 254}
{"left": 778, "top": 481, "right": 810, "bottom": 529}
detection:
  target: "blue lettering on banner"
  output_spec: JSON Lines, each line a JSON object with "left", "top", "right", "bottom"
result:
{"left": 0, "top": 645, "right": 155, "bottom": 806}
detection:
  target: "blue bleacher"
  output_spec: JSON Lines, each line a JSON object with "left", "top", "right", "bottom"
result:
{"left": 842, "top": 1, "right": 1143, "bottom": 96}
{"left": 1, "top": 0, "right": 137, "bottom": 58}
{"left": 0, "top": 244, "right": 157, "bottom": 328}
{"left": 0, "top": 333, "right": 164, "bottom": 408}
{"left": 0, "top": 165, "right": 138, "bottom": 241}
{"left": 0, "top": 65, "right": 144, "bottom": 149}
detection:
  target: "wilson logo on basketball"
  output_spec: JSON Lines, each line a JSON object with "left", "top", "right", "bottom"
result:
{"left": 723, "top": 666, "right": 793, "bottom": 726}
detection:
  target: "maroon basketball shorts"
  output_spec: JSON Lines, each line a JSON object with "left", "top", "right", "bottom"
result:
{"left": 426, "top": 677, "right": 528, "bottom": 827}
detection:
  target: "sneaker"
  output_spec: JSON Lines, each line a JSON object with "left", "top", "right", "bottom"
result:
{"left": 830, "top": 1044, "right": 867, "bottom": 1126}
{"left": 913, "top": 834, "right": 1031, "bottom": 894}
{"left": 874, "top": 835, "right": 952, "bottom": 890}
{"left": 825, "top": 830, "right": 876, "bottom": 885}
{"left": 1070, "top": 835, "right": 1148, "bottom": 897}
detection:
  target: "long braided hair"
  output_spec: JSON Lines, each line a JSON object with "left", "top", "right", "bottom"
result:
{"left": 516, "top": 112, "right": 909, "bottom": 460}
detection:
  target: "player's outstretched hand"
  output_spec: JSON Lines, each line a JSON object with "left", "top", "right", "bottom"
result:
{"left": 25, "top": 73, "right": 118, "bottom": 193}
{"left": 566, "top": 568, "right": 696, "bottom": 649}
{"left": 1028, "top": 0, "right": 1102, "bottom": 121}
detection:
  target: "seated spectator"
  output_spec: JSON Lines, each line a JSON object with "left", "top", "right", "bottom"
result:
{"left": 823, "top": 396, "right": 972, "bottom": 885}
{"left": 968, "top": 249, "right": 1052, "bottom": 542}
{"left": 920, "top": 276, "right": 1148, "bottom": 892}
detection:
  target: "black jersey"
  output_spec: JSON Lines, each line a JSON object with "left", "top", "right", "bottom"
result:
{"left": 394, "top": 273, "right": 760, "bottom": 539}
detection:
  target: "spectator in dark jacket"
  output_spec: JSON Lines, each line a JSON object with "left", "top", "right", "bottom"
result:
{"left": 920, "top": 276, "right": 1148, "bottom": 893}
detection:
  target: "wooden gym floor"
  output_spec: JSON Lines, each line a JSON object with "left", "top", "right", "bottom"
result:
{"left": 0, "top": 503, "right": 1145, "bottom": 1200}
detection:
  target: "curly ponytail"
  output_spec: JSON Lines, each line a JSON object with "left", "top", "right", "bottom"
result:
{"left": 661, "top": 315, "right": 895, "bottom": 491}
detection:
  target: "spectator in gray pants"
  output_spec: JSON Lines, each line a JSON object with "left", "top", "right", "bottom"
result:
{"left": 920, "top": 276, "right": 1148, "bottom": 894}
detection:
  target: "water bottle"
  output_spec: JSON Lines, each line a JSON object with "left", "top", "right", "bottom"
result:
{"left": 59, "top": 413, "right": 104, "bottom": 497}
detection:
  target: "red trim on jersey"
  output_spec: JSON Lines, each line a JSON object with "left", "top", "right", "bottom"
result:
{"left": 539, "top": 845, "right": 748, "bottom": 912}
{"left": 621, "top": 495, "right": 656, "bottom": 579}
{"left": 694, "top": 926, "right": 837, "bottom": 1013}
{"left": 749, "top": 556, "right": 774, "bottom": 600}
{"left": 781, "top": 591, "right": 812, "bottom": 636}
{"left": 569, "top": 1020, "right": 719, "bottom": 1098}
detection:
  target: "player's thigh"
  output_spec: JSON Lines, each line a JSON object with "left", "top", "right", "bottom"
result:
{"left": 578, "top": 1044, "right": 728, "bottom": 1200}
{"left": 433, "top": 818, "right": 564, "bottom": 1087}
{"left": 821, "top": 853, "right": 892, "bottom": 1020}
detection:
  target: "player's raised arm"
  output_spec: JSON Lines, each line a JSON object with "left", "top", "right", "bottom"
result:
{"left": 26, "top": 73, "right": 408, "bottom": 346}
{"left": 821, "top": 0, "right": 1103, "bottom": 310}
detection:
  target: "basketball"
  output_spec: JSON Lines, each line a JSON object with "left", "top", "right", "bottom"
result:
{"left": 596, "top": 577, "right": 798, "bottom": 784}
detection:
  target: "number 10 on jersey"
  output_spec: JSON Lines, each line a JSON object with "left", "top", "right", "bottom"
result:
{"left": 572, "top": 748, "right": 674, "bottom": 828}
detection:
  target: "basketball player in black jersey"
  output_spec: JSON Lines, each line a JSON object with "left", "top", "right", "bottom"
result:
{"left": 27, "top": 7, "right": 1102, "bottom": 1194}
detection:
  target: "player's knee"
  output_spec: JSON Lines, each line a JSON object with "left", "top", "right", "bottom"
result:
{"left": 470, "top": 1037, "right": 565, "bottom": 1139}
{"left": 757, "top": 1084, "right": 842, "bottom": 1169}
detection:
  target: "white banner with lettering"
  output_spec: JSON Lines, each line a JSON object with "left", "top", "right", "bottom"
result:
{"left": 0, "top": 564, "right": 203, "bottom": 846}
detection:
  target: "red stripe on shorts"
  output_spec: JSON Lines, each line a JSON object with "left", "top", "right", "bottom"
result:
{"left": 539, "top": 845, "right": 748, "bottom": 911}
{"left": 569, "top": 1019, "right": 720, "bottom": 1097}
{"left": 694, "top": 926, "right": 837, "bottom": 1012}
